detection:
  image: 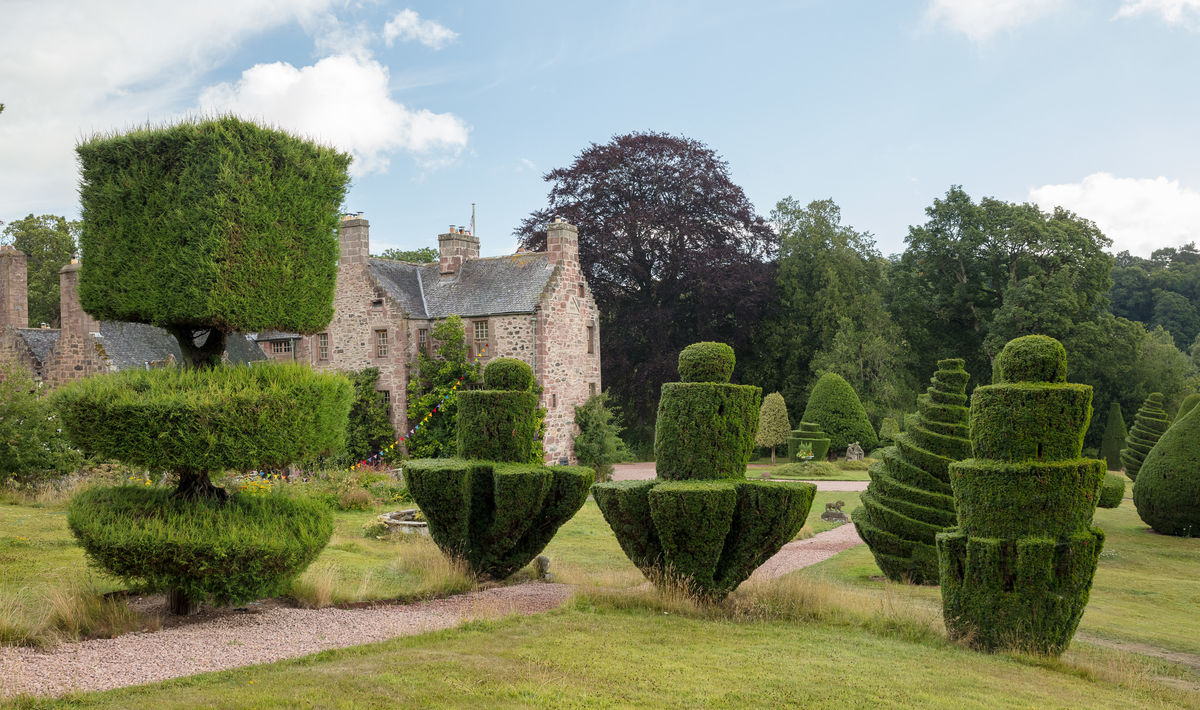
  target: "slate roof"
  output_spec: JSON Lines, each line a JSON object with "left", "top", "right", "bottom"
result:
{"left": 253, "top": 330, "right": 302, "bottom": 341}
{"left": 15, "top": 323, "right": 265, "bottom": 369}
{"left": 15, "top": 328, "right": 59, "bottom": 363}
{"left": 369, "top": 253, "right": 556, "bottom": 319}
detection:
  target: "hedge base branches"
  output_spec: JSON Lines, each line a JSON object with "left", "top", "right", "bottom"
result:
{"left": 938, "top": 335, "right": 1104, "bottom": 656}
{"left": 853, "top": 358, "right": 969, "bottom": 585}
{"left": 787, "top": 421, "right": 831, "bottom": 462}
{"left": 1132, "top": 404, "right": 1200, "bottom": 536}
{"left": 1120, "top": 393, "right": 1169, "bottom": 481}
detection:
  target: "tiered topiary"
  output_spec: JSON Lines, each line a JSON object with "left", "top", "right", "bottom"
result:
{"left": 1100, "top": 402, "right": 1127, "bottom": 472}
{"left": 1120, "top": 393, "right": 1170, "bottom": 481}
{"left": 405, "top": 358, "right": 592, "bottom": 580}
{"left": 1098, "top": 473, "right": 1125, "bottom": 509}
{"left": 593, "top": 342, "right": 815, "bottom": 600}
{"left": 937, "top": 335, "right": 1105, "bottom": 656}
{"left": 801, "top": 373, "right": 878, "bottom": 453}
{"left": 787, "top": 422, "right": 831, "bottom": 462}
{"left": 1133, "top": 405, "right": 1200, "bottom": 536}
{"left": 851, "top": 358, "right": 970, "bottom": 584}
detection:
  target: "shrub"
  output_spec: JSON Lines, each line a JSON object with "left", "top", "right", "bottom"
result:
{"left": 456, "top": 390, "right": 539, "bottom": 463}
{"left": 0, "top": 361, "right": 81, "bottom": 487}
{"left": 937, "top": 336, "right": 1104, "bottom": 656}
{"left": 852, "top": 358, "right": 969, "bottom": 585}
{"left": 1133, "top": 405, "right": 1200, "bottom": 536}
{"left": 654, "top": 382, "right": 761, "bottom": 481}
{"left": 407, "top": 315, "right": 483, "bottom": 459}
{"left": 677, "top": 341, "right": 735, "bottom": 383}
{"left": 1120, "top": 393, "right": 1170, "bottom": 481}
{"left": 404, "top": 459, "right": 592, "bottom": 579}
{"left": 878, "top": 417, "right": 900, "bottom": 446}
{"left": 787, "top": 422, "right": 831, "bottom": 462}
{"left": 754, "top": 392, "right": 791, "bottom": 465}
{"left": 1098, "top": 473, "right": 1125, "bottom": 509}
{"left": 68, "top": 486, "right": 333, "bottom": 607}
{"left": 574, "top": 391, "right": 629, "bottom": 482}
{"left": 1176, "top": 393, "right": 1200, "bottom": 421}
{"left": 1100, "top": 402, "right": 1127, "bottom": 472}
{"left": 482, "top": 357, "right": 534, "bottom": 391}
{"left": 801, "top": 373, "right": 878, "bottom": 452}
{"left": 340, "top": 368, "right": 398, "bottom": 467}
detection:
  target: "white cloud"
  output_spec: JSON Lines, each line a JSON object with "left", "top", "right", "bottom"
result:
{"left": 383, "top": 9, "right": 458, "bottom": 49}
{"left": 1029, "top": 173, "right": 1200, "bottom": 256}
{"left": 925, "top": 0, "right": 1068, "bottom": 42}
{"left": 1114, "top": 0, "right": 1200, "bottom": 29}
{"left": 198, "top": 54, "right": 469, "bottom": 175}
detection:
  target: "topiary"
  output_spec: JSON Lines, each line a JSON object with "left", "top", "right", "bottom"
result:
{"left": 878, "top": 417, "right": 900, "bottom": 446}
{"left": 593, "top": 342, "right": 815, "bottom": 600}
{"left": 1176, "top": 393, "right": 1200, "bottom": 422}
{"left": 482, "top": 357, "right": 535, "bottom": 391}
{"left": 754, "top": 392, "right": 791, "bottom": 465}
{"left": 1098, "top": 473, "right": 1125, "bottom": 509}
{"left": 937, "top": 335, "right": 1105, "bottom": 656}
{"left": 1132, "top": 405, "right": 1200, "bottom": 536}
{"left": 676, "top": 341, "right": 735, "bottom": 383}
{"left": 852, "top": 358, "right": 969, "bottom": 585}
{"left": 1100, "top": 402, "right": 1127, "bottom": 472}
{"left": 1120, "top": 393, "right": 1170, "bottom": 481}
{"left": 787, "top": 422, "right": 831, "bottom": 462}
{"left": 801, "top": 373, "right": 878, "bottom": 453}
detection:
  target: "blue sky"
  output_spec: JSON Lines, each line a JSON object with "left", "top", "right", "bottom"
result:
{"left": 2, "top": 0, "right": 1199, "bottom": 257}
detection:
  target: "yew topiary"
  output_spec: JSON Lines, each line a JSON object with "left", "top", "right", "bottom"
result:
{"left": 1120, "top": 393, "right": 1170, "bottom": 481}
{"left": 852, "top": 358, "right": 969, "bottom": 585}
{"left": 1100, "top": 402, "right": 1127, "bottom": 472}
{"left": 677, "top": 341, "right": 735, "bottom": 383}
{"left": 787, "top": 422, "right": 831, "bottom": 462}
{"left": 755, "top": 392, "right": 791, "bottom": 465}
{"left": 937, "top": 335, "right": 1104, "bottom": 656}
{"left": 801, "top": 373, "right": 878, "bottom": 453}
{"left": 1176, "top": 393, "right": 1200, "bottom": 422}
{"left": 1132, "top": 405, "right": 1200, "bottom": 536}
{"left": 1098, "top": 473, "right": 1125, "bottom": 509}
{"left": 594, "top": 342, "right": 815, "bottom": 600}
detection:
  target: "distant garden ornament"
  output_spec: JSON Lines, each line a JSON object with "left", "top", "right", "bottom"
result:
{"left": 937, "top": 335, "right": 1105, "bottom": 656}
{"left": 788, "top": 422, "right": 829, "bottom": 462}
{"left": 845, "top": 442, "right": 864, "bottom": 462}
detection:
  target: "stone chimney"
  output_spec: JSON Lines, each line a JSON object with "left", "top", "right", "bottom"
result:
{"left": 59, "top": 260, "right": 99, "bottom": 339}
{"left": 339, "top": 213, "right": 369, "bottom": 268}
{"left": 439, "top": 225, "right": 480, "bottom": 278}
{"left": 547, "top": 218, "right": 579, "bottom": 267}
{"left": 0, "top": 244, "right": 28, "bottom": 329}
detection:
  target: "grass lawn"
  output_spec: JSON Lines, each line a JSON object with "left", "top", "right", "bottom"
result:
{"left": 747, "top": 460, "right": 873, "bottom": 481}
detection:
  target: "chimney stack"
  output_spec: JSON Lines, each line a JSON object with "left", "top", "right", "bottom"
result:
{"left": 439, "top": 226, "right": 480, "bottom": 278}
{"left": 0, "top": 244, "right": 28, "bottom": 329}
{"left": 339, "top": 213, "right": 369, "bottom": 268}
{"left": 59, "top": 260, "right": 99, "bottom": 340}
{"left": 546, "top": 218, "right": 578, "bottom": 267}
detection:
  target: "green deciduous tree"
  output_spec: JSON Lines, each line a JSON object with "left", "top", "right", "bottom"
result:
{"left": 376, "top": 246, "right": 437, "bottom": 263}
{"left": 0, "top": 361, "right": 81, "bottom": 485}
{"left": 754, "top": 391, "right": 791, "bottom": 464}
{"left": 1, "top": 214, "right": 78, "bottom": 328}
{"left": 406, "top": 315, "right": 481, "bottom": 458}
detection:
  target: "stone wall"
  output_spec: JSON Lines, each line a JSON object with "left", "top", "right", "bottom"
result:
{"left": 0, "top": 246, "right": 28, "bottom": 330}
{"left": 42, "top": 262, "right": 105, "bottom": 386}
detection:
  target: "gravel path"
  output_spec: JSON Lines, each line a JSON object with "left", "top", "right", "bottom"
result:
{"left": 610, "top": 462, "right": 869, "bottom": 491}
{"left": 751, "top": 522, "right": 864, "bottom": 580}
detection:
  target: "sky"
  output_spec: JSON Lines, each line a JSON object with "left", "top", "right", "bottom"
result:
{"left": 2, "top": 0, "right": 1199, "bottom": 258}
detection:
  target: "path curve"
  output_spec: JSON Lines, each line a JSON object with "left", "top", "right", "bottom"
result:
{"left": 751, "top": 523, "right": 863, "bottom": 580}
{"left": 611, "top": 463, "right": 868, "bottom": 491}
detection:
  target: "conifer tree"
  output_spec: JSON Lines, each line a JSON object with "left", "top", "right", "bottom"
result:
{"left": 755, "top": 392, "right": 791, "bottom": 464}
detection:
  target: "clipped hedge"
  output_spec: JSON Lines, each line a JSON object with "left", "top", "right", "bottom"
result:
{"left": 1100, "top": 402, "right": 1127, "bottom": 472}
{"left": 1176, "top": 393, "right": 1200, "bottom": 422}
{"left": 801, "top": 373, "right": 878, "bottom": 452}
{"left": 482, "top": 357, "right": 534, "bottom": 391}
{"left": 787, "top": 422, "right": 831, "bottom": 462}
{"left": 405, "top": 458, "right": 592, "bottom": 578}
{"left": 1120, "top": 393, "right": 1170, "bottom": 481}
{"left": 1132, "top": 405, "right": 1200, "bottom": 536}
{"left": 992, "top": 334, "right": 1067, "bottom": 384}
{"left": 68, "top": 486, "right": 332, "bottom": 607}
{"left": 677, "top": 342, "right": 735, "bottom": 383}
{"left": 76, "top": 116, "right": 350, "bottom": 334}
{"left": 654, "top": 382, "right": 761, "bottom": 481}
{"left": 968, "top": 384, "right": 1092, "bottom": 462}
{"left": 456, "top": 390, "right": 539, "bottom": 463}
{"left": 1098, "top": 473, "right": 1125, "bottom": 509}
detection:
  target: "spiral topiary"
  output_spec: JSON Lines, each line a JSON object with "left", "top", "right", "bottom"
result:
{"left": 937, "top": 335, "right": 1105, "bottom": 656}
{"left": 787, "top": 422, "right": 831, "bottom": 462}
{"left": 1176, "top": 393, "right": 1200, "bottom": 422}
{"left": 852, "top": 358, "right": 969, "bottom": 584}
{"left": 593, "top": 342, "right": 815, "bottom": 600}
{"left": 801, "top": 373, "right": 878, "bottom": 453}
{"left": 1132, "top": 405, "right": 1200, "bottom": 536}
{"left": 1120, "top": 393, "right": 1170, "bottom": 481}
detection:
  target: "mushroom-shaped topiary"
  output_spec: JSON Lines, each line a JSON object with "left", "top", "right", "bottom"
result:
{"left": 801, "top": 373, "right": 878, "bottom": 453}
{"left": 1120, "top": 393, "right": 1170, "bottom": 481}
{"left": 1132, "top": 405, "right": 1200, "bottom": 536}
{"left": 593, "top": 342, "right": 815, "bottom": 600}
{"left": 405, "top": 357, "right": 592, "bottom": 579}
{"left": 937, "top": 335, "right": 1105, "bottom": 656}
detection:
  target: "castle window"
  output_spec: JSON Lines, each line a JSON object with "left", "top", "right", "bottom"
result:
{"left": 474, "top": 320, "right": 488, "bottom": 343}
{"left": 271, "top": 340, "right": 292, "bottom": 354}
{"left": 418, "top": 328, "right": 429, "bottom": 355}
{"left": 552, "top": 393, "right": 557, "bottom": 408}
{"left": 589, "top": 383, "right": 597, "bottom": 397}
{"left": 371, "top": 298, "right": 383, "bottom": 308}
{"left": 379, "top": 389, "right": 390, "bottom": 414}
{"left": 587, "top": 325, "right": 595, "bottom": 354}
{"left": 375, "top": 329, "right": 388, "bottom": 358}
{"left": 318, "top": 333, "right": 329, "bottom": 360}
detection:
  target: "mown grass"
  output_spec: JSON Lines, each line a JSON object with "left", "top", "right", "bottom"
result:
{"left": 748, "top": 459, "right": 873, "bottom": 481}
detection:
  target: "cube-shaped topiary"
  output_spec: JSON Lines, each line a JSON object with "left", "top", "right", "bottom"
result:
{"left": 852, "top": 358, "right": 969, "bottom": 585}
{"left": 801, "top": 373, "right": 878, "bottom": 453}
{"left": 1120, "top": 393, "right": 1170, "bottom": 481}
{"left": 787, "top": 421, "right": 831, "bottom": 462}
{"left": 937, "top": 335, "right": 1105, "bottom": 656}
{"left": 594, "top": 342, "right": 815, "bottom": 600}
{"left": 407, "top": 358, "right": 592, "bottom": 579}
{"left": 1132, "top": 405, "right": 1200, "bottom": 536}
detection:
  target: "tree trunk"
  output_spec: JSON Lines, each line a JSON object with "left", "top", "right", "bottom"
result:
{"left": 171, "top": 468, "right": 228, "bottom": 503}
{"left": 167, "top": 587, "right": 202, "bottom": 616}
{"left": 770, "top": 446, "right": 776, "bottom": 465}
{"left": 169, "top": 326, "right": 227, "bottom": 370}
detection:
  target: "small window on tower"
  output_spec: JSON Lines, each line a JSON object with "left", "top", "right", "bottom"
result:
{"left": 552, "top": 393, "right": 557, "bottom": 408}
{"left": 589, "top": 383, "right": 597, "bottom": 397}
{"left": 578, "top": 284, "right": 585, "bottom": 297}
{"left": 371, "top": 298, "right": 383, "bottom": 308}
{"left": 318, "top": 333, "right": 329, "bottom": 360}
{"left": 474, "top": 320, "right": 488, "bottom": 343}
{"left": 418, "top": 328, "right": 429, "bottom": 354}
{"left": 587, "top": 325, "right": 595, "bottom": 354}
{"left": 375, "top": 329, "right": 388, "bottom": 358}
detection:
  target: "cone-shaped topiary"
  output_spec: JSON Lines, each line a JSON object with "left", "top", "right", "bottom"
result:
{"left": 852, "top": 358, "right": 969, "bottom": 584}
{"left": 801, "top": 373, "right": 878, "bottom": 453}
{"left": 1100, "top": 402, "right": 1127, "bottom": 472}
{"left": 937, "top": 335, "right": 1105, "bottom": 656}
{"left": 1132, "top": 405, "right": 1200, "bottom": 536}
{"left": 1120, "top": 393, "right": 1170, "bottom": 481}
{"left": 1176, "top": 393, "right": 1200, "bottom": 422}
{"left": 406, "top": 358, "right": 592, "bottom": 579}
{"left": 1098, "top": 473, "right": 1125, "bottom": 509}
{"left": 755, "top": 392, "right": 791, "bottom": 465}
{"left": 787, "top": 422, "right": 831, "bottom": 462}
{"left": 593, "top": 342, "right": 815, "bottom": 600}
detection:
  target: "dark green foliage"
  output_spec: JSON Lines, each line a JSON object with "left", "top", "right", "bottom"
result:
{"left": 878, "top": 417, "right": 900, "bottom": 445}
{"left": 53, "top": 364, "right": 352, "bottom": 478}
{"left": 787, "top": 422, "right": 830, "bottom": 462}
{"left": 0, "top": 361, "right": 82, "bottom": 486}
{"left": 482, "top": 358, "right": 534, "bottom": 391}
{"left": 1098, "top": 473, "right": 1125, "bottom": 509}
{"left": 1120, "top": 393, "right": 1170, "bottom": 481}
{"left": 591, "top": 480, "right": 661, "bottom": 571}
{"left": 340, "top": 368, "right": 397, "bottom": 467}
{"left": 1176, "top": 393, "right": 1200, "bottom": 421}
{"left": 407, "top": 315, "right": 482, "bottom": 459}
{"left": 75, "top": 116, "right": 351, "bottom": 335}
{"left": 404, "top": 459, "right": 592, "bottom": 578}
{"left": 938, "top": 335, "right": 1104, "bottom": 656}
{"left": 677, "top": 342, "right": 735, "bottom": 383}
{"left": 801, "top": 372, "right": 878, "bottom": 452}
{"left": 68, "top": 486, "right": 333, "bottom": 606}
{"left": 1100, "top": 402, "right": 1127, "bottom": 471}
{"left": 573, "top": 392, "right": 629, "bottom": 482}
{"left": 649, "top": 482, "right": 738, "bottom": 591}
{"left": 1133, "top": 405, "right": 1200, "bottom": 536}
{"left": 456, "top": 391, "right": 539, "bottom": 463}
{"left": 853, "top": 358, "right": 970, "bottom": 584}
{"left": 654, "top": 382, "right": 761, "bottom": 481}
